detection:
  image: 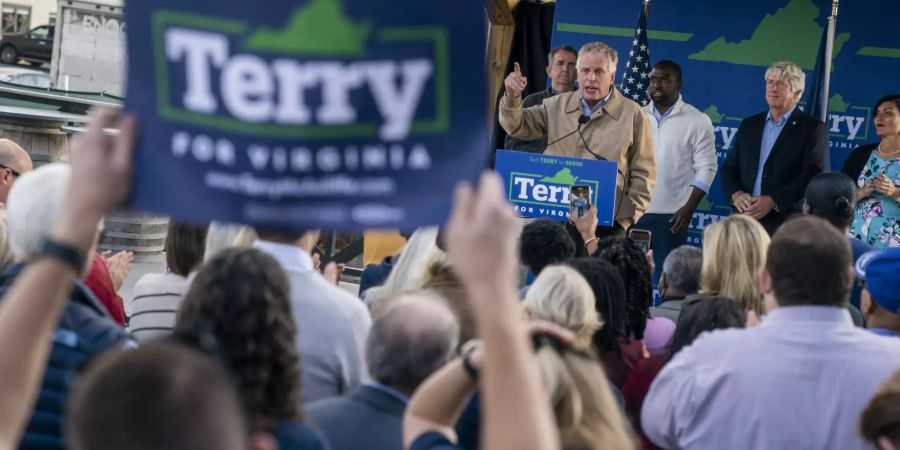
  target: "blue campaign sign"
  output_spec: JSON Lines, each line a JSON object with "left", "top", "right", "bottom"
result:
{"left": 494, "top": 150, "right": 619, "bottom": 226}
{"left": 550, "top": 0, "right": 900, "bottom": 245}
{"left": 123, "top": 0, "right": 487, "bottom": 231}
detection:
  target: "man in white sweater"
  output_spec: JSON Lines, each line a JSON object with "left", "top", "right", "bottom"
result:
{"left": 636, "top": 60, "right": 718, "bottom": 284}
{"left": 254, "top": 230, "right": 372, "bottom": 404}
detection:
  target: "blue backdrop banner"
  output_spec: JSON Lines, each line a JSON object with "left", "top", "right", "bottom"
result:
{"left": 495, "top": 150, "right": 619, "bottom": 226}
{"left": 124, "top": 0, "right": 487, "bottom": 231}
{"left": 550, "top": 0, "right": 900, "bottom": 245}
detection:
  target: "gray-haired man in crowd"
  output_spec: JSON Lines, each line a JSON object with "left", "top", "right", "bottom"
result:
{"left": 650, "top": 245, "right": 703, "bottom": 323}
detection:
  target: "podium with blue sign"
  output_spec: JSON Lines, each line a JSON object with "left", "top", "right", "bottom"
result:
{"left": 494, "top": 150, "right": 619, "bottom": 226}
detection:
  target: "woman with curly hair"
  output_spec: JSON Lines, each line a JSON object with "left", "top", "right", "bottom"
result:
{"left": 593, "top": 237, "right": 653, "bottom": 340}
{"left": 176, "top": 248, "right": 327, "bottom": 450}
{"left": 568, "top": 257, "right": 642, "bottom": 390}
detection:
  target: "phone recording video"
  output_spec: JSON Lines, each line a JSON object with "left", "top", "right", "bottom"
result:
{"left": 628, "top": 228, "right": 652, "bottom": 254}
{"left": 569, "top": 184, "right": 592, "bottom": 219}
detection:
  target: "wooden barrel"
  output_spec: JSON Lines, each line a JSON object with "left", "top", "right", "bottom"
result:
{"left": 99, "top": 213, "right": 169, "bottom": 263}
{"left": 0, "top": 116, "right": 70, "bottom": 167}
{"left": 0, "top": 110, "right": 169, "bottom": 262}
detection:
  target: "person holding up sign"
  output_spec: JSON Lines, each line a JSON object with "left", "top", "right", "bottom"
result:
{"left": 499, "top": 42, "right": 655, "bottom": 237}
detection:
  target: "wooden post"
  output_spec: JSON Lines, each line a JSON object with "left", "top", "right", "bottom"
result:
{"left": 486, "top": 0, "right": 515, "bottom": 131}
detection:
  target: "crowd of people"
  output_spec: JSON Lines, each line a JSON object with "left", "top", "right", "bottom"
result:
{"left": 0, "top": 38, "right": 897, "bottom": 450}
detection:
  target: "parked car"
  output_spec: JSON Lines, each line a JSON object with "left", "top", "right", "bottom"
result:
{"left": 0, "top": 25, "right": 54, "bottom": 66}
{"left": 0, "top": 71, "right": 51, "bottom": 88}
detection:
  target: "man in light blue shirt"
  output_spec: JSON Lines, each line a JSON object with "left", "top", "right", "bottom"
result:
{"left": 753, "top": 104, "right": 797, "bottom": 197}
{"left": 642, "top": 217, "right": 900, "bottom": 450}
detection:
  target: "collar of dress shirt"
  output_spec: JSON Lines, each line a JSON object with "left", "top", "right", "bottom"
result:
{"left": 253, "top": 240, "right": 314, "bottom": 273}
{"left": 762, "top": 305, "right": 853, "bottom": 328}
{"left": 766, "top": 104, "right": 798, "bottom": 126}
{"left": 651, "top": 94, "right": 684, "bottom": 120}
{"left": 580, "top": 89, "right": 613, "bottom": 116}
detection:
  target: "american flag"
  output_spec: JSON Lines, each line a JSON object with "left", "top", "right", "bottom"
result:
{"left": 619, "top": 5, "right": 651, "bottom": 105}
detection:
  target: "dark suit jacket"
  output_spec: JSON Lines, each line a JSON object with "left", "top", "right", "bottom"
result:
{"left": 720, "top": 108, "right": 829, "bottom": 234}
{"left": 307, "top": 385, "right": 407, "bottom": 450}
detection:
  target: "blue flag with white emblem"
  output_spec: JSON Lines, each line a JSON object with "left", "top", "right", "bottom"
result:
{"left": 124, "top": 0, "right": 487, "bottom": 231}
{"left": 619, "top": 5, "right": 651, "bottom": 105}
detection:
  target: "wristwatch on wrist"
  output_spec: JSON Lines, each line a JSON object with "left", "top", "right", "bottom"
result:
{"left": 461, "top": 343, "right": 480, "bottom": 381}
{"left": 34, "top": 237, "right": 86, "bottom": 273}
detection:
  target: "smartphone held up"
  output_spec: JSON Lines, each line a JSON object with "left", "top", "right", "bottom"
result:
{"left": 569, "top": 184, "right": 592, "bottom": 219}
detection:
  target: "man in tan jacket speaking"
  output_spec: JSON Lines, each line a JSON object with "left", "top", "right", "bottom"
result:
{"left": 500, "top": 42, "right": 655, "bottom": 237}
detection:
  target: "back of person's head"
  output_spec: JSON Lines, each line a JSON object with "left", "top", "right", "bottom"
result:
{"left": 367, "top": 290, "right": 459, "bottom": 394}
{"left": 165, "top": 222, "right": 208, "bottom": 276}
{"left": 669, "top": 295, "right": 746, "bottom": 359}
{"left": 66, "top": 343, "right": 247, "bottom": 450}
{"left": 594, "top": 237, "right": 652, "bottom": 339}
{"left": 0, "top": 210, "right": 13, "bottom": 271}
{"left": 421, "top": 260, "right": 476, "bottom": 346}
{"left": 524, "top": 265, "right": 601, "bottom": 345}
{"left": 203, "top": 222, "right": 256, "bottom": 262}
{"left": 568, "top": 257, "right": 627, "bottom": 352}
{"left": 520, "top": 219, "right": 576, "bottom": 276}
{"left": 805, "top": 172, "right": 857, "bottom": 231}
{"left": 700, "top": 215, "right": 770, "bottom": 315}
{"left": 177, "top": 248, "right": 301, "bottom": 430}
{"left": 6, "top": 163, "right": 71, "bottom": 260}
{"left": 661, "top": 245, "right": 703, "bottom": 296}
{"left": 364, "top": 226, "right": 442, "bottom": 306}
{"left": 860, "top": 369, "right": 900, "bottom": 450}
{"left": 766, "top": 216, "right": 852, "bottom": 308}
{"left": 534, "top": 337, "right": 635, "bottom": 449}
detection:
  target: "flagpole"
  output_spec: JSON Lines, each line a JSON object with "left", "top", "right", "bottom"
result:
{"left": 643, "top": 0, "right": 651, "bottom": 18}
{"left": 820, "top": 0, "right": 838, "bottom": 122}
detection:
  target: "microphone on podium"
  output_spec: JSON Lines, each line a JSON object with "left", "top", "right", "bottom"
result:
{"left": 544, "top": 114, "right": 592, "bottom": 149}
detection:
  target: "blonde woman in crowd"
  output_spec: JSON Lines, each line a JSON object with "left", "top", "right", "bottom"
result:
{"left": 700, "top": 214, "right": 770, "bottom": 322}
{"left": 523, "top": 265, "right": 602, "bottom": 346}
{"left": 363, "top": 227, "right": 442, "bottom": 309}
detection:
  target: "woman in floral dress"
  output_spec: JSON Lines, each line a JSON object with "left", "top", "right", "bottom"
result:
{"left": 842, "top": 95, "right": 900, "bottom": 249}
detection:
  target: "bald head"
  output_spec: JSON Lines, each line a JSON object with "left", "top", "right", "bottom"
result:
{"left": 366, "top": 290, "right": 460, "bottom": 394}
{"left": 0, "top": 139, "right": 33, "bottom": 173}
{"left": 0, "top": 139, "right": 33, "bottom": 204}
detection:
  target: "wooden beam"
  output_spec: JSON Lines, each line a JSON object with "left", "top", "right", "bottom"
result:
{"left": 486, "top": 0, "right": 515, "bottom": 131}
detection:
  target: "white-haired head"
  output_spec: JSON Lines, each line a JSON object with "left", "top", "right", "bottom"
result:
{"left": 576, "top": 42, "right": 618, "bottom": 73}
{"left": 765, "top": 61, "right": 805, "bottom": 94}
{"left": 7, "top": 163, "right": 72, "bottom": 260}
{"left": 765, "top": 61, "right": 805, "bottom": 111}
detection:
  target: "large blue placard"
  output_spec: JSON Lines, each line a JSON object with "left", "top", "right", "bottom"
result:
{"left": 550, "top": 0, "right": 900, "bottom": 245}
{"left": 495, "top": 150, "right": 619, "bottom": 226}
{"left": 124, "top": 0, "right": 487, "bottom": 231}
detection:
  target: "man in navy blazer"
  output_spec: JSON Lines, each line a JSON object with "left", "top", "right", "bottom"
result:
{"left": 307, "top": 291, "right": 459, "bottom": 450}
{"left": 721, "top": 61, "right": 829, "bottom": 235}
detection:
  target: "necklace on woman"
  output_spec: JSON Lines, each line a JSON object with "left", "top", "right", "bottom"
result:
{"left": 877, "top": 143, "right": 900, "bottom": 157}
